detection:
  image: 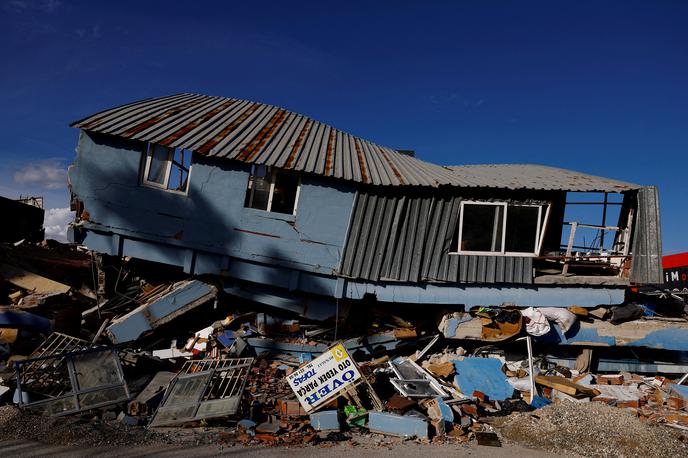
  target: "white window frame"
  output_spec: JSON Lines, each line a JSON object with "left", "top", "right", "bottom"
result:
{"left": 141, "top": 144, "right": 192, "bottom": 195}
{"left": 454, "top": 201, "right": 548, "bottom": 257}
{"left": 245, "top": 165, "right": 301, "bottom": 216}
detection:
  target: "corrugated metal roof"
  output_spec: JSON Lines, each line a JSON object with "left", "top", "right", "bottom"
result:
{"left": 445, "top": 164, "right": 640, "bottom": 192}
{"left": 339, "top": 191, "right": 533, "bottom": 284}
{"left": 71, "top": 93, "right": 458, "bottom": 187}
{"left": 71, "top": 93, "right": 643, "bottom": 192}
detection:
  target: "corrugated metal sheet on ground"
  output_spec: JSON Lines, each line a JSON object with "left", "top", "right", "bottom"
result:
{"left": 71, "top": 93, "right": 642, "bottom": 191}
{"left": 339, "top": 191, "right": 532, "bottom": 284}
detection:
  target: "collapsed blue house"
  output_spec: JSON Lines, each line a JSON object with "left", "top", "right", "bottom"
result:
{"left": 67, "top": 93, "right": 684, "bottom": 361}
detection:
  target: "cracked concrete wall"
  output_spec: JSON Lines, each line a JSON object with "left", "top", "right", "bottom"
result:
{"left": 68, "top": 131, "right": 356, "bottom": 279}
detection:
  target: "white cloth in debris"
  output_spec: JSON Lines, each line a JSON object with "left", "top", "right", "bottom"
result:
{"left": 522, "top": 307, "right": 550, "bottom": 336}
{"left": 507, "top": 377, "right": 533, "bottom": 392}
{"left": 539, "top": 307, "right": 577, "bottom": 333}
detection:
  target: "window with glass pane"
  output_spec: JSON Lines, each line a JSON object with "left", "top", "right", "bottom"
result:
{"left": 146, "top": 144, "right": 170, "bottom": 184}
{"left": 505, "top": 205, "right": 540, "bottom": 253}
{"left": 460, "top": 203, "right": 505, "bottom": 252}
{"left": 244, "top": 165, "right": 271, "bottom": 210}
{"left": 167, "top": 148, "right": 191, "bottom": 192}
{"left": 142, "top": 143, "right": 192, "bottom": 193}
{"left": 244, "top": 165, "right": 299, "bottom": 215}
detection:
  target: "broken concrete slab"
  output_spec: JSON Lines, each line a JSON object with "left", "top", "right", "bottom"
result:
{"left": 309, "top": 410, "right": 340, "bottom": 432}
{"left": 106, "top": 280, "right": 217, "bottom": 344}
{"left": 368, "top": 411, "right": 428, "bottom": 439}
{"left": 590, "top": 384, "right": 642, "bottom": 407}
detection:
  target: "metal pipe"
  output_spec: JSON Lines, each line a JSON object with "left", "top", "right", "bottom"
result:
{"left": 527, "top": 335, "right": 536, "bottom": 404}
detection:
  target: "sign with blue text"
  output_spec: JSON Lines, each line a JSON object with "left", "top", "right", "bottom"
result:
{"left": 286, "top": 342, "right": 362, "bottom": 413}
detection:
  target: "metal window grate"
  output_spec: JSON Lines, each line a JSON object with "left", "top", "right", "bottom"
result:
{"left": 149, "top": 357, "right": 254, "bottom": 427}
{"left": 15, "top": 347, "right": 130, "bottom": 416}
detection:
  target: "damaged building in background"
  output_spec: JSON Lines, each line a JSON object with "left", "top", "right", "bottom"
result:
{"left": 0, "top": 92, "right": 686, "bottom": 446}
{"left": 0, "top": 195, "right": 45, "bottom": 243}
{"left": 66, "top": 94, "right": 674, "bottom": 351}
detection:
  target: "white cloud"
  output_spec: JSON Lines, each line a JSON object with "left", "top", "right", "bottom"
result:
{"left": 13, "top": 160, "right": 67, "bottom": 190}
{"left": 43, "top": 207, "right": 73, "bottom": 242}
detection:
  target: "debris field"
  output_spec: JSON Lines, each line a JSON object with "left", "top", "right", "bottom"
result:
{"left": 1, "top": 239, "right": 687, "bottom": 457}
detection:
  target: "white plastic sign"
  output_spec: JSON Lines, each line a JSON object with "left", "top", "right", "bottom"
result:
{"left": 286, "top": 343, "right": 361, "bottom": 413}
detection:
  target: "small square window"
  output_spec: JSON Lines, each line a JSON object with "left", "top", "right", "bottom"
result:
{"left": 142, "top": 143, "right": 192, "bottom": 193}
{"left": 244, "top": 165, "right": 299, "bottom": 215}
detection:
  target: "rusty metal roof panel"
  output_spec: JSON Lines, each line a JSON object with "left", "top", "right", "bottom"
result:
{"left": 72, "top": 93, "right": 642, "bottom": 190}
{"left": 72, "top": 93, "right": 456, "bottom": 187}
{"left": 445, "top": 164, "right": 640, "bottom": 192}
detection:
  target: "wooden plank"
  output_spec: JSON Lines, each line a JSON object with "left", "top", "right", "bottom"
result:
{"left": 535, "top": 375, "right": 600, "bottom": 397}
{"left": 0, "top": 263, "right": 70, "bottom": 295}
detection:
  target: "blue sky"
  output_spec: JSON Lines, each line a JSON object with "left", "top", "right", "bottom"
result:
{"left": 1, "top": 0, "right": 686, "bottom": 252}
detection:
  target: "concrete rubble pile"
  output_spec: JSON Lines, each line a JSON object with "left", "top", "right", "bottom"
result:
{"left": 1, "top": 240, "right": 688, "bottom": 448}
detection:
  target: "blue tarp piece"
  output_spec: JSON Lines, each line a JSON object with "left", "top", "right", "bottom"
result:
{"left": 217, "top": 330, "right": 235, "bottom": 348}
{"left": 452, "top": 357, "right": 514, "bottom": 401}
{"left": 530, "top": 396, "right": 552, "bottom": 409}
{"left": 0, "top": 309, "right": 50, "bottom": 333}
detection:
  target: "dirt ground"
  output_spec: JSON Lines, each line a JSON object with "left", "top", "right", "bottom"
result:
{"left": 0, "top": 438, "right": 558, "bottom": 458}
{"left": 1, "top": 403, "right": 687, "bottom": 457}
{"left": 499, "top": 402, "right": 688, "bottom": 458}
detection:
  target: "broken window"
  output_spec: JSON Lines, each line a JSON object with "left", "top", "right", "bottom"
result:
{"left": 15, "top": 347, "right": 130, "bottom": 416}
{"left": 388, "top": 357, "right": 448, "bottom": 398}
{"left": 244, "top": 165, "right": 300, "bottom": 215}
{"left": 142, "top": 143, "right": 192, "bottom": 193}
{"left": 457, "top": 202, "right": 546, "bottom": 256}
{"left": 556, "top": 192, "right": 628, "bottom": 276}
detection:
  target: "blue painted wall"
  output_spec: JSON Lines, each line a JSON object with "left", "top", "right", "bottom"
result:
{"left": 68, "top": 132, "right": 356, "bottom": 285}
{"left": 68, "top": 131, "right": 629, "bottom": 310}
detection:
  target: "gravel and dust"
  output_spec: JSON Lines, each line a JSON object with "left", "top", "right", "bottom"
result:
{"left": 0, "top": 406, "right": 174, "bottom": 447}
{"left": 498, "top": 402, "right": 688, "bottom": 458}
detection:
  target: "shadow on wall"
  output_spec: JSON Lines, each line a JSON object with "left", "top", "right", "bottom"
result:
{"left": 68, "top": 132, "right": 292, "bottom": 278}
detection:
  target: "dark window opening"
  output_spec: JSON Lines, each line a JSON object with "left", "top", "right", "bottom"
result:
{"left": 505, "top": 205, "right": 540, "bottom": 253}
{"left": 460, "top": 203, "right": 504, "bottom": 252}
{"left": 457, "top": 202, "right": 545, "bottom": 255}
{"left": 244, "top": 165, "right": 299, "bottom": 215}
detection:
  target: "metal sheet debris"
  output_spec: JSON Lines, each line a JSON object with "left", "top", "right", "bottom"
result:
{"left": 107, "top": 280, "right": 218, "bottom": 344}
